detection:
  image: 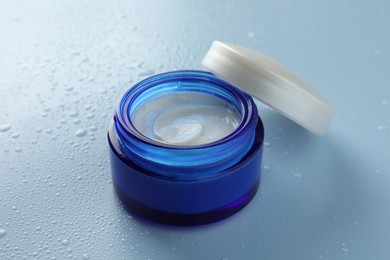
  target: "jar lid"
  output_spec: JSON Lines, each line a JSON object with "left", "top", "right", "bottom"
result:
{"left": 202, "top": 41, "right": 335, "bottom": 135}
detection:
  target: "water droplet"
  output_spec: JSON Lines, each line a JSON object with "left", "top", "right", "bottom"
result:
{"left": 35, "top": 128, "right": 43, "bottom": 133}
{"left": 294, "top": 172, "right": 302, "bottom": 178}
{"left": 378, "top": 125, "right": 387, "bottom": 130}
{"left": 61, "top": 239, "right": 69, "bottom": 246}
{"left": 82, "top": 254, "right": 90, "bottom": 259}
{"left": 75, "top": 129, "right": 87, "bottom": 137}
{"left": 69, "top": 111, "right": 79, "bottom": 117}
{"left": 248, "top": 32, "right": 255, "bottom": 38}
{"left": 138, "top": 69, "right": 155, "bottom": 77}
{"left": 0, "top": 124, "right": 11, "bottom": 132}
{"left": 341, "top": 243, "right": 349, "bottom": 253}
{"left": 11, "top": 132, "right": 20, "bottom": 138}
{"left": 89, "top": 125, "right": 97, "bottom": 131}
{"left": 15, "top": 147, "right": 22, "bottom": 153}
{"left": 263, "top": 165, "right": 270, "bottom": 170}
{"left": 0, "top": 229, "right": 7, "bottom": 238}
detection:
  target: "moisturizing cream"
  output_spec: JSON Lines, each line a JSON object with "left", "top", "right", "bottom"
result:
{"left": 131, "top": 91, "right": 241, "bottom": 146}
{"left": 108, "top": 70, "right": 264, "bottom": 225}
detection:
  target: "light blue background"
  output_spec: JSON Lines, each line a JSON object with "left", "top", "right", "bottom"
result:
{"left": 1, "top": 0, "right": 389, "bottom": 259}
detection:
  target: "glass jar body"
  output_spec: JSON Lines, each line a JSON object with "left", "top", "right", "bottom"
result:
{"left": 108, "top": 70, "right": 264, "bottom": 225}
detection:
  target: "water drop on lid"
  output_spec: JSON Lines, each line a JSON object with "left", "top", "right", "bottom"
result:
{"left": 0, "top": 124, "right": 11, "bottom": 132}
{"left": 82, "top": 254, "right": 90, "bottom": 259}
{"left": 15, "top": 147, "right": 23, "bottom": 152}
{"left": 0, "top": 229, "right": 7, "bottom": 238}
{"left": 61, "top": 239, "right": 69, "bottom": 246}
{"left": 75, "top": 129, "right": 87, "bottom": 137}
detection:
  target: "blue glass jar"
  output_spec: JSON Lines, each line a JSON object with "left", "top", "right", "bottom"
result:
{"left": 108, "top": 70, "right": 264, "bottom": 225}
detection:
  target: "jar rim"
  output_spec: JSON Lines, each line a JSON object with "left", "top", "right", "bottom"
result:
{"left": 115, "top": 70, "right": 256, "bottom": 150}
{"left": 113, "top": 70, "right": 259, "bottom": 179}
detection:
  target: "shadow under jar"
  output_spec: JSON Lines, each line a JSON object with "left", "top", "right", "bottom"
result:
{"left": 108, "top": 70, "right": 264, "bottom": 226}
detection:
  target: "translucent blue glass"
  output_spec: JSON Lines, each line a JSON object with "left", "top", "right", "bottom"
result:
{"left": 108, "top": 70, "right": 264, "bottom": 225}
{"left": 114, "top": 70, "right": 258, "bottom": 180}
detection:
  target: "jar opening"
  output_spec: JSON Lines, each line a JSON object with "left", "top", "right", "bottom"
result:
{"left": 130, "top": 87, "right": 243, "bottom": 146}
{"left": 114, "top": 70, "right": 258, "bottom": 179}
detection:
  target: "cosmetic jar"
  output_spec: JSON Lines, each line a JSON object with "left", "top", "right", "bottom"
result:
{"left": 109, "top": 70, "right": 264, "bottom": 225}
{"left": 108, "top": 41, "right": 335, "bottom": 225}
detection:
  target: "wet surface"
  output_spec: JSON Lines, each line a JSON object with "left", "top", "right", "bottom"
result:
{"left": 1, "top": 0, "right": 390, "bottom": 259}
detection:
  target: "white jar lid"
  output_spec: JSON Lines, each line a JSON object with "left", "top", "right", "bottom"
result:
{"left": 202, "top": 41, "right": 336, "bottom": 135}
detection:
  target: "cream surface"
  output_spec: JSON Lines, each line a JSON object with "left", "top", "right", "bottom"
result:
{"left": 131, "top": 91, "right": 242, "bottom": 145}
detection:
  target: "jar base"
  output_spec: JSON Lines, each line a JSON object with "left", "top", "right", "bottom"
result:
{"left": 114, "top": 180, "right": 260, "bottom": 226}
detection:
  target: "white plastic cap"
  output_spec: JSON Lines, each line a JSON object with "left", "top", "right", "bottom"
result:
{"left": 202, "top": 41, "right": 336, "bottom": 135}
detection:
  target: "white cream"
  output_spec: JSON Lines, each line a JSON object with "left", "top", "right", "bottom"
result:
{"left": 131, "top": 91, "right": 242, "bottom": 145}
